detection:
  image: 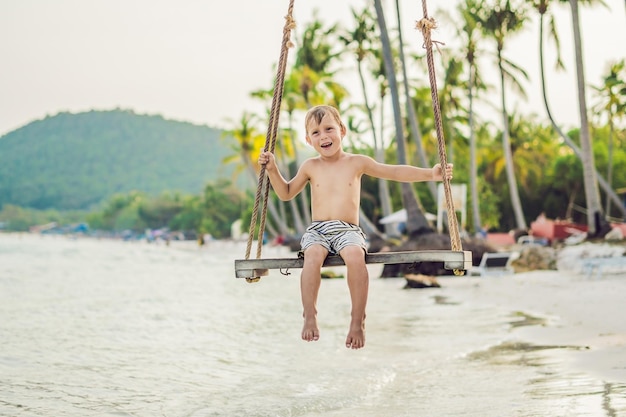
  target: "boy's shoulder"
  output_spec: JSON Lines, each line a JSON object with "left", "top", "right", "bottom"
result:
{"left": 344, "top": 152, "right": 374, "bottom": 165}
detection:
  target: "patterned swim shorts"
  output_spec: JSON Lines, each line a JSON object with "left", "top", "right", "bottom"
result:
{"left": 300, "top": 220, "right": 367, "bottom": 255}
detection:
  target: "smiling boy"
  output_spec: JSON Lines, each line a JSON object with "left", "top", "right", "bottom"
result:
{"left": 258, "top": 105, "right": 452, "bottom": 349}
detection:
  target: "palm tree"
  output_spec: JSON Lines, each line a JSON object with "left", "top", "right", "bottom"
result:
{"left": 250, "top": 86, "right": 307, "bottom": 234}
{"left": 368, "top": 46, "right": 394, "bottom": 165}
{"left": 532, "top": 0, "right": 626, "bottom": 218}
{"left": 592, "top": 59, "right": 626, "bottom": 217}
{"left": 293, "top": 12, "right": 348, "bottom": 108}
{"left": 508, "top": 113, "right": 562, "bottom": 200}
{"left": 295, "top": 11, "right": 339, "bottom": 74}
{"left": 394, "top": 0, "right": 437, "bottom": 201}
{"left": 373, "top": 0, "right": 432, "bottom": 234}
{"left": 474, "top": 0, "right": 530, "bottom": 231}
{"left": 568, "top": 0, "right": 606, "bottom": 235}
{"left": 220, "top": 112, "right": 288, "bottom": 236}
{"left": 282, "top": 71, "right": 312, "bottom": 226}
{"left": 436, "top": 56, "right": 465, "bottom": 165}
{"left": 339, "top": 7, "right": 398, "bottom": 237}
{"left": 447, "top": 0, "right": 488, "bottom": 234}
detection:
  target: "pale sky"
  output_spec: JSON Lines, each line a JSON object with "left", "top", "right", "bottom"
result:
{"left": 1, "top": 0, "right": 625, "bottom": 138}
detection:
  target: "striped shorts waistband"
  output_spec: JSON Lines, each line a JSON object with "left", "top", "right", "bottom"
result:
{"left": 306, "top": 220, "right": 361, "bottom": 234}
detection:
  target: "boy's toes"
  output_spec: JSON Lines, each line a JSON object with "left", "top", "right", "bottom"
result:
{"left": 302, "top": 327, "right": 320, "bottom": 342}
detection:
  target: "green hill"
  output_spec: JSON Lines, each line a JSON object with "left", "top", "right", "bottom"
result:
{"left": 0, "top": 109, "right": 238, "bottom": 210}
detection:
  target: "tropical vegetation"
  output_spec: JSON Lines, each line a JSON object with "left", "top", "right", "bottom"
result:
{"left": 1, "top": 0, "right": 625, "bottom": 242}
{"left": 232, "top": 0, "right": 625, "bottom": 240}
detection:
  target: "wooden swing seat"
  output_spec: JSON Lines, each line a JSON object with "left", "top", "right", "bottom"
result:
{"left": 235, "top": 249, "right": 472, "bottom": 279}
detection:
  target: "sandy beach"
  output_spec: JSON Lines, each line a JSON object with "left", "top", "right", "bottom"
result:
{"left": 438, "top": 268, "right": 626, "bottom": 385}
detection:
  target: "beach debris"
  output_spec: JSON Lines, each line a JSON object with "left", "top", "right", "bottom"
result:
{"left": 556, "top": 242, "right": 626, "bottom": 275}
{"left": 404, "top": 273, "right": 440, "bottom": 289}
{"left": 432, "top": 295, "right": 459, "bottom": 305}
{"left": 321, "top": 270, "right": 343, "bottom": 279}
{"left": 511, "top": 246, "right": 558, "bottom": 272}
{"left": 508, "top": 311, "right": 547, "bottom": 328}
{"left": 604, "top": 227, "right": 624, "bottom": 241}
{"left": 468, "top": 341, "right": 589, "bottom": 367}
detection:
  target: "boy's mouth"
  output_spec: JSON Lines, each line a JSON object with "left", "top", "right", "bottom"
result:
{"left": 321, "top": 142, "right": 332, "bottom": 148}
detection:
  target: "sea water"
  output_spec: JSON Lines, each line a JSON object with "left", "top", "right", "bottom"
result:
{"left": 0, "top": 233, "right": 624, "bottom": 416}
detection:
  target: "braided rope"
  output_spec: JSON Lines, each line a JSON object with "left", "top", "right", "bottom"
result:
{"left": 416, "top": 4, "right": 464, "bottom": 275}
{"left": 244, "top": 0, "right": 296, "bottom": 282}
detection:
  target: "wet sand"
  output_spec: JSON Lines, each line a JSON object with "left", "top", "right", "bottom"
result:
{"left": 439, "top": 269, "right": 626, "bottom": 384}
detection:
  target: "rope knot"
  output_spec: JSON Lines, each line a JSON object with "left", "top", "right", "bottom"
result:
{"left": 415, "top": 17, "right": 437, "bottom": 32}
{"left": 284, "top": 15, "right": 296, "bottom": 49}
{"left": 415, "top": 17, "right": 445, "bottom": 52}
{"left": 285, "top": 14, "right": 296, "bottom": 31}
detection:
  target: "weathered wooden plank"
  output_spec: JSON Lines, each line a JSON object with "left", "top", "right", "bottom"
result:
{"left": 235, "top": 250, "right": 472, "bottom": 279}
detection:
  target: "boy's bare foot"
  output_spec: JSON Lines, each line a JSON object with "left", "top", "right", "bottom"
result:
{"left": 302, "top": 316, "right": 320, "bottom": 342}
{"left": 345, "top": 320, "right": 365, "bottom": 349}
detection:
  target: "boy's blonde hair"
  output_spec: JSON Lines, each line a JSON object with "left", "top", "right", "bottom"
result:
{"left": 304, "top": 105, "right": 345, "bottom": 135}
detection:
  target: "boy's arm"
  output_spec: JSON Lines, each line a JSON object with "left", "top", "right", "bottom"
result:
{"left": 360, "top": 155, "right": 452, "bottom": 182}
{"left": 258, "top": 151, "right": 310, "bottom": 201}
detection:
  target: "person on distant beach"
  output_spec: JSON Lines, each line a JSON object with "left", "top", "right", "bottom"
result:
{"left": 258, "top": 105, "right": 453, "bottom": 349}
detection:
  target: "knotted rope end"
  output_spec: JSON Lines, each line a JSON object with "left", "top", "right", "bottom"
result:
{"left": 415, "top": 16, "right": 445, "bottom": 52}
{"left": 415, "top": 16, "right": 438, "bottom": 32}
{"left": 284, "top": 15, "right": 296, "bottom": 49}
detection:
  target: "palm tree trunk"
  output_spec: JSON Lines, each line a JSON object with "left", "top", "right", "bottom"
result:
{"left": 276, "top": 137, "right": 305, "bottom": 234}
{"left": 376, "top": 90, "right": 398, "bottom": 237}
{"left": 374, "top": 0, "right": 432, "bottom": 234}
{"left": 497, "top": 51, "right": 527, "bottom": 230}
{"left": 288, "top": 111, "right": 312, "bottom": 227}
{"left": 357, "top": 58, "right": 396, "bottom": 237}
{"left": 468, "top": 69, "right": 482, "bottom": 234}
{"left": 245, "top": 163, "right": 288, "bottom": 237}
{"left": 394, "top": 0, "right": 437, "bottom": 200}
{"left": 569, "top": 0, "right": 606, "bottom": 235}
{"left": 605, "top": 120, "right": 614, "bottom": 216}
{"left": 538, "top": 13, "right": 626, "bottom": 217}
{"left": 359, "top": 208, "right": 386, "bottom": 240}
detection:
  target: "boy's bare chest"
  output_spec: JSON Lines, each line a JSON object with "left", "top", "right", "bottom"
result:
{"left": 309, "top": 167, "right": 361, "bottom": 193}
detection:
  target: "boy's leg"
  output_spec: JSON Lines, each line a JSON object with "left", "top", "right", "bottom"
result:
{"left": 300, "top": 244, "right": 328, "bottom": 342}
{"left": 339, "top": 245, "right": 368, "bottom": 349}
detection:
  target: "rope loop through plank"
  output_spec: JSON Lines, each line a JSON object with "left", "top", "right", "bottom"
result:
{"left": 416, "top": 3, "right": 464, "bottom": 275}
{"left": 244, "top": 0, "right": 296, "bottom": 282}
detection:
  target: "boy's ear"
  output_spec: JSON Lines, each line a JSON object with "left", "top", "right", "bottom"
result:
{"left": 305, "top": 135, "right": 312, "bottom": 145}
{"left": 340, "top": 124, "right": 347, "bottom": 138}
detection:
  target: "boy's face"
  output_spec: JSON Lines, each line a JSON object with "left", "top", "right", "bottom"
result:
{"left": 305, "top": 113, "right": 346, "bottom": 156}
